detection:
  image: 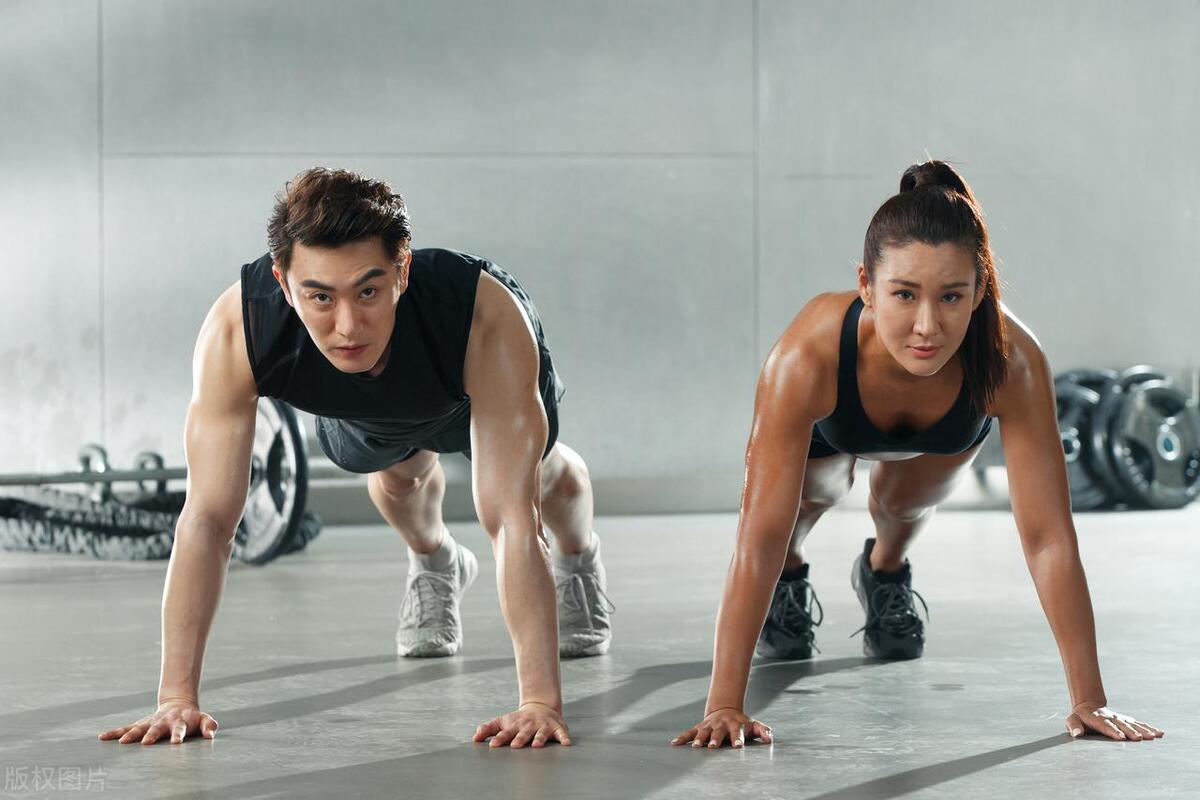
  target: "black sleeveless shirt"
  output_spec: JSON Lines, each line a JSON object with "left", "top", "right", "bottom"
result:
{"left": 240, "top": 247, "right": 486, "bottom": 443}
{"left": 810, "top": 297, "right": 993, "bottom": 457}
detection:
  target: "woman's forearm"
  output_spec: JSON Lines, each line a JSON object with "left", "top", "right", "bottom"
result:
{"left": 705, "top": 547, "right": 786, "bottom": 714}
{"left": 1024, "top": 537, "right": 1106, "bottom": 708}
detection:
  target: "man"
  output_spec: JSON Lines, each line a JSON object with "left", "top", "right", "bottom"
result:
{"left": 98, "top": 168, "right": 612, "bottom": 750}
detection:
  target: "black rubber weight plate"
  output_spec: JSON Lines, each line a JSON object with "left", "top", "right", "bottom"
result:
{"left": 235, "top": 399, "right": 309, "bottom": 564}
{"left": 1055, "top": 381, "right": 1111, "bottom": 510}
{"left": 1107, "top": 380, "right": 1200, "bottom": 509}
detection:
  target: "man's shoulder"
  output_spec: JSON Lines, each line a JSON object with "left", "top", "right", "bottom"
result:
{"left": 205, "top": 279, "right": 247, "bottom": 349}
{"left": 239, "top": 252, "right": 277, "bottom": 297}
{"left": 192, "top": 278, "right": 259, "bottom": 403}
{"left": 411, "top": 246, "right": 489, "bottom": 273}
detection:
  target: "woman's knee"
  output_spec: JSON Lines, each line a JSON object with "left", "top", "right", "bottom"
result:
{"left": 868, "top": 490, "right": 932, "bottom": 525}
{"left": 868, "top": 465, "right": 967, "bottom": 523}
{"left": 800, "top": 462, "right": 855, "bottom": 513}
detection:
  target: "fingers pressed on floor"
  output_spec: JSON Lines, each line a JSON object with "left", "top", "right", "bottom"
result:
{"left": 1101, "top": 719, "right": 1125, "bottom": 740}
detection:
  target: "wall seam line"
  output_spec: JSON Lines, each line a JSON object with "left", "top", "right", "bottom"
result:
{"left": 97, "top": 0, "right": 106, "bottom": 444}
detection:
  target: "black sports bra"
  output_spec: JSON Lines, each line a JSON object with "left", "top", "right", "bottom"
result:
{"left": 810, "top": 297, "right": 993, "bottom": 457}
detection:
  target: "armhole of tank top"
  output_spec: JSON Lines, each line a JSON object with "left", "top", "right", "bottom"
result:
{"left": 465, "top": 262, "right": 486, "bottom": 350}
{"left": 828, "top": 295, "right": 862, "bottom": 418}
{"left": 239, "top": 264, "right": 266, "bottom": 395}
{"left": 439, "top": 258, "right": 484, "bottom": 398}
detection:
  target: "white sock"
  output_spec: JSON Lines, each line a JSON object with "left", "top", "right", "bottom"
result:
{"left": 553, "top": 532, "right": 599, "bottom": 573}
{"left": 410, "top": 528, "right": 456, "bottom": 573}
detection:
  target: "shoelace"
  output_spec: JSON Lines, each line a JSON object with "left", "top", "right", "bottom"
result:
{"left": 769, "top": 579, "right": 825, "bottom": 653}
{"left": 555, "top": 572, "right": 616, "bottom": 629}
{"left": 398, "top": 571, "right": 458, "bottom": 629}
{"left": 851, "top": 582, "right": 929, "bottom": 639}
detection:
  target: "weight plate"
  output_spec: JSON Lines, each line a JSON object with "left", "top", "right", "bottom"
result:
{"left": 1055, "top": 368, "right": 1118, "bottom": 394}
{"left": 1055, "top": 381, "right": 1111, "bottom": 510}
{"left": 1088, "top": 366, "right": 1170, "bottom": 505}
{"left": 234, "top": 398, "right": 308, "bottom": 565}
{"left": 1107, "top": 380, "right": 1200, "bottom": 509}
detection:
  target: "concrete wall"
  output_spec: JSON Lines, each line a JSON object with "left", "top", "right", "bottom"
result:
{"left": 2, "top": 0, "right": 1197, "bottom": 513}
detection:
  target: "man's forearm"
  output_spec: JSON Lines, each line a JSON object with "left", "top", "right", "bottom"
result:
{"left": 157, "top": 513, "right": 235, "bottom": 704}
{"left": 492, "top": 519, "right": 562, "bottom": 710}
{"left": 1025, "top": 537, "right": 1106, "bottom": 708}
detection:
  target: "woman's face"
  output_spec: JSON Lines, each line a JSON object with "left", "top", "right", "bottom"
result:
{"left": 858, "top": 241, "right": 983, "bottom": 378}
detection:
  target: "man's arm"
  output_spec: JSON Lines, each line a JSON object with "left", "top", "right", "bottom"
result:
{"left": 100, "top": 282, "right": 260, "bottom": 745}
{"left": 464, "top": 272, "right": 569, "bottom": 749}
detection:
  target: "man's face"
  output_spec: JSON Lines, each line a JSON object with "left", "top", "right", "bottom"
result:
{"left": 272, "top": 237, "right": 409, "bottom": 374}
{"left": 858, "top": 241, "right": 984, "bottom": 378}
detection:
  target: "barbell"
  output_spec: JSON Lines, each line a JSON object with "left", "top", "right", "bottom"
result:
{"left": 0, "top": 398, "right": 311, "bottom": 565}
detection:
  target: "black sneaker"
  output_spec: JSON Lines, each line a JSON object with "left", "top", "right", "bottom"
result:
{"left": 756, "top": 565, "right": 824, "bottom": 660}
{"left": 850, "top": 538, "right": 929, "bottom": 660}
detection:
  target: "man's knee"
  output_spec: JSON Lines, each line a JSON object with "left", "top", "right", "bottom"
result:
{"left": 370, "top": 455, "right": 442, "bottom": 503}
{"left": 540, "top": 446, "right": 591, "bottom": 506}
{"left": 542, "top": 458, "right": 589, "bottom": 506}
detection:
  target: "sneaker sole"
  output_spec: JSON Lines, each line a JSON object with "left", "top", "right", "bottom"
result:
{"left": 755, "top": 641, "right": 814, "bottom": 660}
{"left": 397, "top": 641, "right": 461, "bottom": 658}
{"left": 560, "top": 638, "right": 610, "bottom": 658}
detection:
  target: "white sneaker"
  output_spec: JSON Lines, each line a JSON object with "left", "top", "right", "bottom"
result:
{"left": 556, "top": 536, "right": 614, "bottom": 658}
{"left": 396, "top": 538, "right": 478, "bottom": 658}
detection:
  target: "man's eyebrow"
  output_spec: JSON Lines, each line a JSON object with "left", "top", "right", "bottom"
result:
{"left": 299, "top": 267, "right": 387, "bottom": 291}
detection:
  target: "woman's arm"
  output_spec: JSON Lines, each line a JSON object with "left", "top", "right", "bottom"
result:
{"left": 995, "top": 325, "right": 1163, "bottom": 742}
{"left": 674, "top": 308, "right": 835, "bottom": 748}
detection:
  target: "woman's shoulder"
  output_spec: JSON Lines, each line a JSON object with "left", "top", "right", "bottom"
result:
{"left": 775, "top": 290, "right": 857, "bottom": 361}
{"left": 1002, "top": 304, "right": 1050, "bottom": 372}
{"left": 758, "top": 291, "right": 854, "bottom": 418}
{"left": 988, "top": 304, "right": 1053, "bottom": 415}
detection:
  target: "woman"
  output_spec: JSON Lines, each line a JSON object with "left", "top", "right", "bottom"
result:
{"left": 673, "top": 161, "right": 1163, "bottom": 749}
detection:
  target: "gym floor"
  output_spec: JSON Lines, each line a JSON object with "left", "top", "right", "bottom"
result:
{"left": 1, "top": 506, "right": 1195, "bottom": 799}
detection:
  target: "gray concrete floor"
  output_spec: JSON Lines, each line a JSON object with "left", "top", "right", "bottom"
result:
{"left": 1, "top": 507, "right": 1195, "bottom": 799}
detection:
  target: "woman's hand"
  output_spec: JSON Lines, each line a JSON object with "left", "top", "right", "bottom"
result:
{"left": 472, "top": 701, "right": 572, "bottom": 748}
{"left": 1067, "top": 702, "right": 1164, "bottom": 741}
{"left": 672, "top": 707, "right": 773, "bottom": 749}
{"left": 98, "top": 699, "right": 218, "bottom": 745}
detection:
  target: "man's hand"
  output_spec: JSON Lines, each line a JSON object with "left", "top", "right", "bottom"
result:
{"left": 98, "top": 699, "right": 218, "bottom": 745}
{"left": 473, "top": 701, "right": 572, "bottom": 748}
{"left": 1066, "top": 702, "right": 1164, "bottom": 742}
{"left": 672, "top": 707, "right": 773, "bottom": 749}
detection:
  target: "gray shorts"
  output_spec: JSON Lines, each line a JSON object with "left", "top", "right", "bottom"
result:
{"left": 315, "top": 375, "right": 562, "bottom": 472}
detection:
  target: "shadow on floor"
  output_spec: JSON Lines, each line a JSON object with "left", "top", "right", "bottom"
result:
{"left": 152, "top": 656, "right": 884, "bottom": 800}
{"left": 629, "top": 656, "right": 881, "bottom": 735}
{"left": 0, "top": 653, "right": 503, "bottom": 743}
{"left": 800, "top": 734, "right": 1068, "bottom": 800}
{"left": 215, "top": 656, "right": 515, "bottom": 731}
